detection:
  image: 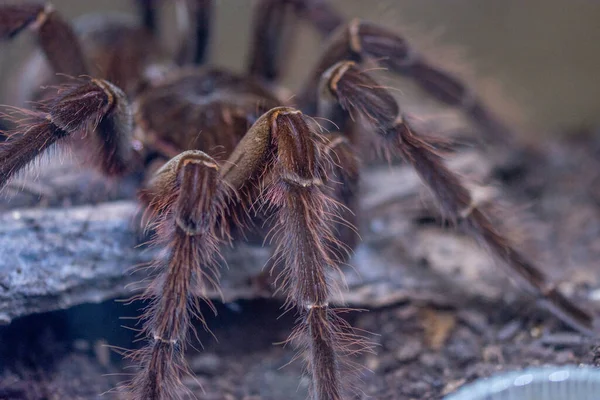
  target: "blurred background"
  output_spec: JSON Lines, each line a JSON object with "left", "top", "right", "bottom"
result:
{"left": 2, "top": 3, "right": 600, "bottom": 398}
{"left": 0, "top": 0, "right": 600, "bottom": 133}
{"left": 1, "top": 0, "right": 600, "bottom": 135}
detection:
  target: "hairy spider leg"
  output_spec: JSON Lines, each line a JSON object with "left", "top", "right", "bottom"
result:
{"left": 299, "top": 18, "right": 515, "bottom": 145}
{"left": 0, "top": 79, "right": 133, "bottom": 189}
{"left": 0, "top": 3, "right": 87, "bottom": 77}
{"left": 319, "top": 60, "right": 599, "bottom": 337}
{"left": 248, "top": 0, "right": 343, "bottom": 82}
{"left": 220, "top": 107, "right": 369, "bottom": 400}
{"left": 127, "top": 150, "right": 231, "bottom": 400}
{"left": 136, "top": 0, "right": 213, "bottom": 66}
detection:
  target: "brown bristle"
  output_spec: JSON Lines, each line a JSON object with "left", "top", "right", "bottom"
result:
{"left": 326, "top": 60, "right": 597, "bottom": 336}
{"left": 124, "top": 150, "right": 231, "bottom": 399}
{"left": 0, "top": 113, "right": 67, "bottom": 190}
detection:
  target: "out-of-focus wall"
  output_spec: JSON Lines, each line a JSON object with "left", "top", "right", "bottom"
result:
{"left": 1, "top": 0, "right": 599, "bottom": 135}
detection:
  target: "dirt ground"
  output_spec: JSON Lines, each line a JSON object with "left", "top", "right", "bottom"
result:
{"left": 1, "top": 128, "right": 600, "bottom": 400}
{"left": 1, "top": 295, "right": 596, "bottom": 400}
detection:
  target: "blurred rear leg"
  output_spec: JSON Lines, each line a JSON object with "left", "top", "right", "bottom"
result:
{"left": 247, "top": 0, "right": 343, "bottom": 82}
{"left": 0, "top": 2, "right": 88, "bottom": 77}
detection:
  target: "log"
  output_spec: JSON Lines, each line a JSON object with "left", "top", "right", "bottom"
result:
{"left": 0, "top": 152, "right": 510, "bottom": 324}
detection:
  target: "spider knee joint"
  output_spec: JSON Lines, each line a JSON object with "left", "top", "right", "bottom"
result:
{"left": 348, "top": 18, "right": 362, "bottom": 53}
{"left": 171, "top": 152, "right": 221, "bottom": 236}
{"left": 305, "top": 302, "right": 329, "bottom": 310}
{"left": 270, "top": 108, "right": 324, "bottom": 187}
{"left": 459, "top": 185, "right": 494, "bottom": 219}
{"left": 153, "top": 335, "right": 178, "bottom": 345}
{"left": 31, "top": 4, "right": 54, "bottom": 30}
{"left": 323, "top": 60, "right": 356, "bottom": 95}
{"left": 282, "top": 173, "right": 323, "bottom": 188}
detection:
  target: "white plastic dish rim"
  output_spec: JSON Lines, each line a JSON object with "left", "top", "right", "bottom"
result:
{"left": 443, "top": 366, "right": 600, "bottom": 400}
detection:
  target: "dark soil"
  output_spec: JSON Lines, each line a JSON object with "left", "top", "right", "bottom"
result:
{"left": 0, "top": 290, "right": 597, "bottom": 400}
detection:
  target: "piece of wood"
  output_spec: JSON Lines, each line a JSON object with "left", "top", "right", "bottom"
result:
{"left": 0, "top": 150, "right": 521, "bottom": 324}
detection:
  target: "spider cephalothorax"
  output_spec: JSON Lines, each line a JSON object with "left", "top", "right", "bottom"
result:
{"left": 0, "top": 1, "right": 597, "bottom": 399}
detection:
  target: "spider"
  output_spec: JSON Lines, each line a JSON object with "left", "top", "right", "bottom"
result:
{"left": 0, "top": 1, "right": 597, "bottom": 399}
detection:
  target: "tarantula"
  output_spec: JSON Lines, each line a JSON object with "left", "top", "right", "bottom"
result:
{"left": 0, "top": 1, "right": 597, "bottom": 399}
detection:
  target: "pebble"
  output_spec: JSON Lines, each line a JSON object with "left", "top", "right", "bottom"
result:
{"left": 496, "top": 319, "right": 523, "bottom": 341}
{"left": 539, "top": 332, "right": 585, "bottom": 347}
{"left": 190, "top": 353, "right": 224, "bottom": 376}
{"left": 395, "top": 338, "right": 423, "bottom": 363}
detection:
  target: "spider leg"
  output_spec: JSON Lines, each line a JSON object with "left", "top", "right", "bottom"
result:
{"left": 173, "top": 0, "right": 213, "bottom": 66}
{"left": 248, "top": 0, "right": 342, "bottom": 81}
{"left": 0, "top": 3, "right": 87, "bottom": 77}
{"left": 290, "top": 0, "right": 344, "bottom": 36}
{"left": 128, "top": 150, "right": 231, "bottom": 400}
{"left": 220, "top": 107, "right": 366, "bottom": 400}
{"left": 0, "top": 79, "right": 132, "bottom": 190}
{"left": 134, "top": 0, "right": 212, "bottom": 66}
{"left": 248, "top": 0, "right": 297, "bottom": 81}
{"left": 320, "top": 61, "right": 599, "bottom": 336}
{"left": 135, "top": 0, "right": 159, "bottom": 32}
{"left": 300, "top": 18, "right": 514, "bottom": 144}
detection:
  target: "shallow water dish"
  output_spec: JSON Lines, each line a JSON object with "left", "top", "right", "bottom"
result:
{"left": 444, "top": 366, "right": 600, "bottom": 400}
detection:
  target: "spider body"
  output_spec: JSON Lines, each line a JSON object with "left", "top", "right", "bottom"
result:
{"left": 0, "top": 1, "right": 598, "bottom": 399}
{"left": 133, "top": 68, "right": 282, "bottom": 162}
